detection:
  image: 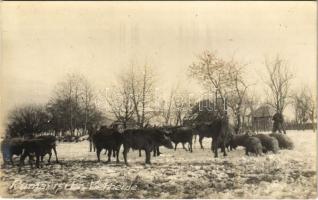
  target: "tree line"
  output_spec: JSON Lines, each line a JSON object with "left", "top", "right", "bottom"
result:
{"left": 7, "top": 74, "right": 103, "bottom": 137}
{"left": 5, "top": 51, "right": 316, "bottom": 138}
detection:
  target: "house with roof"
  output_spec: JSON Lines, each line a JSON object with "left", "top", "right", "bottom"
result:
{"left": 252, "top": 105, "right": 275, "bottom": 132}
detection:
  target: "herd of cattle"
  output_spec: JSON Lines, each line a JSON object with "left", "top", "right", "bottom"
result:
{"left": 0, "top": 118, "right": 294, "bottom": 171}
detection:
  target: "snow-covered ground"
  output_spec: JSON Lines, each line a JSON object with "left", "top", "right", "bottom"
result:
{"left": 0, "top": 130, "right": 316, "bottom": 198}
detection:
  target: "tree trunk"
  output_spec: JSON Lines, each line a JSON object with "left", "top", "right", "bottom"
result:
{"left": 84, "top": 109, "right": 88, "bottom": 136}
{"left": 312, "top": 109, "right": 316, "bottom": 132}
{"left": 236, "top": 113, "right": 241, "bottom": 133}
{"left": 89, "top": 139, "right": 93, "bottom": 152}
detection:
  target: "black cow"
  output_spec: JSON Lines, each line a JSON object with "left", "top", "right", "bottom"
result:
{"left": 92, "top": 128, "right": 123, "bottom": 163}
{"left": 139, "top": 127, "right": 173, "bottom": 157}
{"left": 195, "top": 117, "right": 231, "bottom": 157}
{"left": 229, "top": 134, "right": 263, "bottom": 156}
{"left": 253, "top": 134, "right": 279, "bottom": 154}
{"left": 1, "top": 138, "right": 25, "bottom": 166}
{"left": 36, "top": 135, "right": 59, "bottom": 163}
{"left": 269, "top": 133, "right": 294, "bottom": 150}
{"left": 229, "top": 134, "right": 249, "bottom": 150}
{"left": 165, "top": 127, "right": 193, "bottom": 152}
{"left": 18, "top": 136, "right": 58, "bottom": 171}
{"left": 122, "top": 128, "right": 173, "bottom": 165}
{"left": 194, "top": 122, "right": 213, "bottom": 150}
{"left": 244, "top": 136, "right": 263, "bottom": 156}
{"left": 213, "top": 125, "right": 234, "bottom": 153}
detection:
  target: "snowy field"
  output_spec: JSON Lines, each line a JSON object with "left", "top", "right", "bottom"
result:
{"left": 0, "top": 130, "right": 316, "bottom": 198}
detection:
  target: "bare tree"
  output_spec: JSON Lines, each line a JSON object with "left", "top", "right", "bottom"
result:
{"left": 308, "top": 90, "right": 317, "bottom": 132}
{"left": 159, "top": 89, "right": 175, "bottom": 126}
{"left": 189, "top": 51, "right": 229, "bottom": 102}
{"left": 173, "top": 89, "right": 194, "bottom": 126}
{"left": 226, "top": 61, "right": 248, "bottom": 132}
{"left": 128, "top": 64, "right": 156, "bottom": 128}
{"left": 292, "top": 90, "right": 308, "bottom": 129}
{"left": 241, "top": 92, "right": 260, "bottom": 130}
{"left": 264, "top": 56, "right": 293, "bottom": 114}
{"left": 80, "top": 77, "right": 95, "bottom": 135}
{"left": 50, "top": 73, "right": 84, "bottom": 136}
{"left": 104, "top": 75, "right": 135, "bottom": 129}
{"left": 48, "top": 73, "right": 103, "bottom": 137}
{"left": 104, "top": 64, "right": 156, "bottom": 128}
{"left": 292, "top": 86, "right": 316, "bottom": 131}
{"left": 189, "top": 51, "right": 249, "bottom": 125}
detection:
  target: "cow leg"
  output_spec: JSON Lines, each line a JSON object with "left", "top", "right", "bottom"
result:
{"left": 153, "top": 147, "right": 156, "bottom": 157}
{"left": 113, "top": 150, "right": 116, "bottom": 158}
{"left": 212, "top": 140, "right": 218, "bottom": 158}
{"left": 116, "top": 148, "right": 120, "bottom": 163}
{"left": 189, "top": 141, "right": 193, "bottom": 153}
{"left": 145, "top": 149, "right": 151, "bottom": 165}
{"left": 199, "top": 136, "right": 204, "bottom": 149}
{"left": 222, "top": 142, "right": 227, "bottom": 157}
{"left": 96, "top": 148, "right": 101, "bottom": 162}
{"left": 10, "top": 155, "right": 14, "bottom": 166}
{"left": 36, "top": 155, "right": 40, "bottom": 168}
{"left": 28, "top": 155, "right": 34, "bottom": 169}
{"left": 174, "top": 143, "right": 178, "bottom": 151}
{"left": 40, "top": 155, "right": 44, "bottom": 168}
{"left": 41, "top": 155, "right": 45, "bottom": 165}
{"left": 156, "top": 147, "right": 161, "bottom": 156}
{"left": 123, "top": 146, "right": 130, "bottom": 166}
{"left": 2, "top": 154, "right": 7, "bottom": 167}
{"left": 48, "top": 152, "right": 52, "bottom": 164}
{"left": 106, "top": 149, "right": 111, "bottom": 163}
{"left": 18, "top": 152, "right": 28, "bottom": 172}
{"left": 182, "top": 143, "right": 188, "bottom": 151}
{"left": 245, "top": 148, "right": 249, "bottom": 156}
{"left": 139, "top": 149, "right": 142, "bottom": 157}
{"left": 52, "top": 146, "right": 59, "bottom": 163}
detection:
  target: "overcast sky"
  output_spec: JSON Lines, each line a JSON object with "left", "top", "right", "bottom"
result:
{"left": 1, "top": 1, "right": 316, "bottom": 126}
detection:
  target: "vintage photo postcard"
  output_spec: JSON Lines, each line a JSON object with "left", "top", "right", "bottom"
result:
{"left": 0, "top": 1, "right": 316, "bottom": 199}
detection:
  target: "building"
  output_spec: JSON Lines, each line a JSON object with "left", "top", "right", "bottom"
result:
{"left": 252, "top": 105, "right": 275, "bottom": 132}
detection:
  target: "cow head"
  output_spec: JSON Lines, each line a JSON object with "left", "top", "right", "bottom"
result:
{"left": 161, "top": 128, "right": 172, "bottom": 137}
{"left": 157, "top": 130, "right": 173, "bottom": 149}
{"left": 162, "top": 134, "right": 173, "bottom": 149}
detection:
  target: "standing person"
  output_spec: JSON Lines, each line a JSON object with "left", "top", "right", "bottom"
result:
{"left": 272, "top": 112, "right": 286, "bottom": 134}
